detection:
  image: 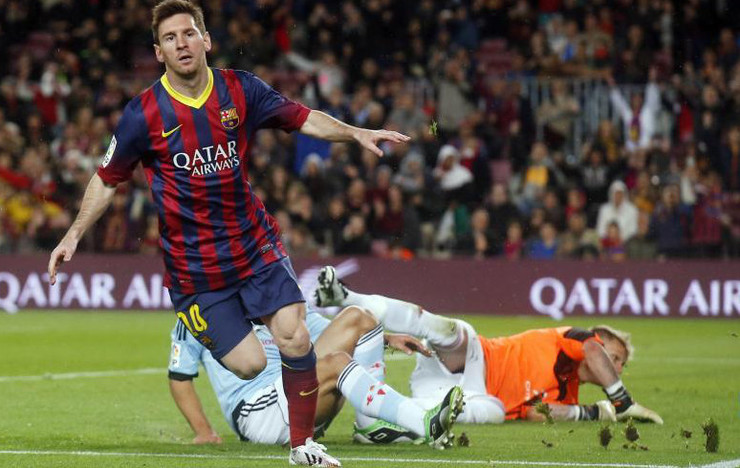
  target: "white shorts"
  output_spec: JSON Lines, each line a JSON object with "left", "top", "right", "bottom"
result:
{"left": 233, "top": 375, "right": 290, "bottom": 444}
{"left": 232, "top": 375, "right": 331, "bottom": 444}
{"left": 410, "top": 320, "right": 505, "bottom": 424}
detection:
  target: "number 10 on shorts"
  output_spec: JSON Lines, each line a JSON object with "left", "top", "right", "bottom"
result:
{"left": 177, "top": 304, "right": 208, "bottom": 337}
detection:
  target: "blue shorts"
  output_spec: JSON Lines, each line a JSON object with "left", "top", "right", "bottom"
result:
{"left": 169, "top": 258, "right": 305, "bottom": 359}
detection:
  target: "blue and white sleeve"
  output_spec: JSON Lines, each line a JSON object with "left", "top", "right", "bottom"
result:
{"left": 168, "top": 320, "right": 203, "bottom": 381}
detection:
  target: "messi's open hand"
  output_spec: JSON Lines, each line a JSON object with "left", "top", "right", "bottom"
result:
{"left": 354, "top": 128, "right": 410, "bottom": 157}
{"left": 617, "top": 402, "right": 664, "bottom": 425}
{"left": 385, "top": 333, "right": 432, "bottom": 357}
{"left": 48, "top": 237, "right": 79, "bottom": 285}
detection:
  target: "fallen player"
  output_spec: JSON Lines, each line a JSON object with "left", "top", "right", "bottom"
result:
{"left": 315, "top": 266, "right": 663, "bottom": 427}
{"left": 168, "top": 304, "right": 464, "bottom": 449}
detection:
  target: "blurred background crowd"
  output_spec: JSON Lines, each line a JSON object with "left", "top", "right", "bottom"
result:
{"left": 2, "top": 0, "right": 740, "bottom": 261}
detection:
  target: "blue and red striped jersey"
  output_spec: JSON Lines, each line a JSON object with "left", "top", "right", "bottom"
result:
{"left": 97, "top": 68, "right": 310, "bottom": 294}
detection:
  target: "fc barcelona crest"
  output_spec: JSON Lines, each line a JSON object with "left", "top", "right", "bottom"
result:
{"left": 220, "top": 107, "right": 239, "bottom": 129}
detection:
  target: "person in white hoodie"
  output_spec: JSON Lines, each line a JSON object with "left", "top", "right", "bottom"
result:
{"left": 433, "top": 144, "right": 474, "bottom": 193}
{"left": 433, "top": 145, "right": 475, "bottom": 250}
{"left": 596, "top": 180, "right": 639, "bottom": 241}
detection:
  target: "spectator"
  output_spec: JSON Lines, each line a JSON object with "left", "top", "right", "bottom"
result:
{"left": 300, "top": 153, "right": 328, "bottom": 206}
{"left": 455, "top": 207, "right": 497, "bottom": 259}
{"left": 631, "top": 170, "right": 658, "bottom": 215}
{"left": 542, "top": 189, "right": 565, "bottom": 230}
{"left": 607, "top": 68, "right": 662, "bottom": 152}
{"left": 455, "top": 119, "right": 491, "bottom": 202}
{"left": 589, "top": 119, "right": 621, "bottom": 168}
{"left": 323, "top": 195, "right": 348, "bottom": 254}
{"left": 287, "top": 224, "right": 319, "bottom": 258}
{"left": 516, "top": 142, "right": 559, "bottom": 214}
{"left": 719, "top": 125, "right": 740, "bottom": 192}
{"left": 336, "top": 212, "right": 372, "bottom": 255}
{"left": 346, "top": 178, "right": 370, "bottom": 216}
{"left": 96, "top": 186, "right": 134, "bottom": 253}
{"left": 557, "top": 211, "right": 599, "bottom": 259}
{"left": 433, "top": 144, "right": 474, "bottom": 203}
{"left": 139, "top": 214, "right": 160, "bottom": 256}
{"left": 564, "top": 187, "right": 586, "bottom": 221}
{"left": 387, "top": 92, "right": 428, "bottom": 138}
{"left": 435, "top": 57, "right": 474, "bottom": 137}
{"left": 264, "top": 165, "right": 291, "bottom": 214}
{"left": 536, "top": 79, "right": 580, "bottom": 150}
{"left": 650, "top": 185, "right": 690, "bottom": 258}
{"left": 285, "top": 49, "right": 345, "bottom": 102}
{"left": 601, "top": 221, "right": 626, "bottom": 262}
{"left": 596, "top": 180, "right": 639, "bottom": 241}
{"left": 486, "top": 183, "right": 521, "bottom": 245}
{"left": 372, "top": 185, "right": 421, "bottom": 252}
{"left": 288, "top": 192, "right": 323, "bottom": 243}
{"left": 691, "top": 172, "right": 724, "bottom": 258}
{"left": 394, "top": 151, "right": 427, "bottom": 196}
{"left": 527, "top": 221, "right": 559, "bottom": 260}
{"left": 503, "top": 220, "right": 525, "bottom": 261}
{"left": 625, "top": 211, "right": 657, "bottom": 260}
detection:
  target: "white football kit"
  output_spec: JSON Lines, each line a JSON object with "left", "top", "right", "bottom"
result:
{"left": 409, "top": 320, "right": 505, "bottom": 424}
{"left": 168, "top": 310, "right": 330, "bottom": 444}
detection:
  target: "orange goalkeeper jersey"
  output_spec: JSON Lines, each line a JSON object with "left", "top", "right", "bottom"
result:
{"left": 478, "top": 327, "right": 602, "bottom": 420}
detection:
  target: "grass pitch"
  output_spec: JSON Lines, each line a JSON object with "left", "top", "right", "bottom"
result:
{"left": 0, "top": 312, "right": 738, "bottom": 468}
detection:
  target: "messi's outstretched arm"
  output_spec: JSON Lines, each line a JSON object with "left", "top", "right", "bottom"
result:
{"left": 169, "top": 378, "right": 223, "bottom": 444}
{"left": 299, "top": 110, "right": 410, "bottom": 157}
{"left": 48, "top": 173, "right": 116, "bottom": 285}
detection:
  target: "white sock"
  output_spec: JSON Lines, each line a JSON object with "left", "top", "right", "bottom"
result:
{"left": 343, "top": 291, "right": 461, "bottom": 348}
{"left": 351, "top": 324, "right": 385, "bottom": 428}
{"left": 337, "top": 361, "right": 427, "bottom": 436}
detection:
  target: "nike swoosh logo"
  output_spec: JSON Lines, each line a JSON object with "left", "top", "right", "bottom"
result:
{"left": 161, "top": 124, "right": 182, "bottom": 138}
{"left": 299, "top": 387, "right": 319, "bottom": 397}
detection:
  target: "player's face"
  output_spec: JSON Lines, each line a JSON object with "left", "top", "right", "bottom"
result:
{"left": 602, "top": 338, "right": 628, "bottom": 375}
{"left": 154, "top": 13, "right": 211, "bottom": 78}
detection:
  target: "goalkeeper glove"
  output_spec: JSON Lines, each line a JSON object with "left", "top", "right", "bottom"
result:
{"left": 616, "top": 402, "right": 664, "bottom": 425}
{"left": 603, "top": 380, "right": 634, "bottom": 413}
{"left": 576, "top": 401, "right": 617, "bottom": 421}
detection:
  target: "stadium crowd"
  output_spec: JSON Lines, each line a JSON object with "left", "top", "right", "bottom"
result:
{"left": 2, "top": 0, "right": 740, "bottom": 261}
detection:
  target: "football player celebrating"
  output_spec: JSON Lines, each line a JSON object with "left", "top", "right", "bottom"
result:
{"left": 168, "top": 305, "right": 463, "bottom": 448}
{"left": 315, "top": 266, "right": 663, "bottom": 427}
{"left": 47, "top": 1, "right": 408, "bottom": 465}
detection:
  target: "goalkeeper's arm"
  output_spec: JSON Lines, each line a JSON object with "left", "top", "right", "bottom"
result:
{"left": 524, "top": 401, "right": 615, "bottom": 422}
{"left": 582, "top": 340, "right": 663, "bottom": 424}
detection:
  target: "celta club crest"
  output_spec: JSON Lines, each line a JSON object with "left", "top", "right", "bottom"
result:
{"left": 220, "top": 107, "right": 239, "bottom": 129}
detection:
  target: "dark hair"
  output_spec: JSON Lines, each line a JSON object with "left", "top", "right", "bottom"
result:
{"left": 151, "top": 0, "right": 206, "bottom": 44}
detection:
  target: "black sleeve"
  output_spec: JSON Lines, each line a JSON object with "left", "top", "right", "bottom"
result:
{"left": 168, "top": 371, "right": 198, "bottom": 381}
{"left": 564, "top": 327, "right": 597, "bottom": 342}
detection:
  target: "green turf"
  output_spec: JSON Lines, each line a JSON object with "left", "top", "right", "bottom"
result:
{"left": 0, "top": 312, "right": 738, "bottom": 467}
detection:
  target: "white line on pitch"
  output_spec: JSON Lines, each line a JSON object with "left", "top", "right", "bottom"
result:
{"left": 0, "top": 367, "right": 165, "bottom": 383}
{"left": 0, "top": 449, "right": 680, "bottom": 467}
{"left": 693, "top": 459, "right": 740, "bottom": 468}
{"left": 0, "top": 358, "right": 413, "bottom": 383}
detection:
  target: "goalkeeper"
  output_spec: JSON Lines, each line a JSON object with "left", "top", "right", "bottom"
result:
{"left": 315, "top": 266, "right": 663, "bottom": 426}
